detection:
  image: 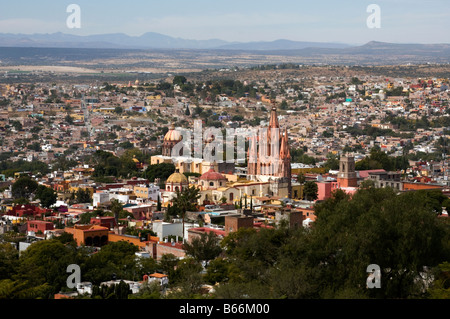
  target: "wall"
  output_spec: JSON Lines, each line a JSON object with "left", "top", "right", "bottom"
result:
{"left": 152, "top": 221, "right": 183, "bottom": 241}
{"left": 225, "top": 215, "right": 254, "bottom": 235}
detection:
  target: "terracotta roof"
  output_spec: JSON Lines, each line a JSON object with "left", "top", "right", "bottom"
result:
{"left": 200, "top": 169, "right": 227, "bottom": 181}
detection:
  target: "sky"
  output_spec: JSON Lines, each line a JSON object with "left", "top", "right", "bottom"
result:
{"left": 0, "top": 0, "right": 448, "bottom": 44}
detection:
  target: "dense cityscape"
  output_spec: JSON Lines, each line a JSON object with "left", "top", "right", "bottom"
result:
{"left": 0, "top": 1, "right": 449, "bottom": 306}
{"left": 0, "top": 65, "right": 449, "bottom": 300}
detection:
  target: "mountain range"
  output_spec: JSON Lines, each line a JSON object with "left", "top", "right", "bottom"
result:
{"left": 0, "top": 32, "right": 352, "bottom": 50}
{"left": 0, "top": 32, "right": 449, "bottom": 67}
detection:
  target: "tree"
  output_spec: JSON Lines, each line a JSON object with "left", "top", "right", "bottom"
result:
{"left": 114, "top": 106, "right": 123, "bottom": 115}
{"left": 172, "top": 186, "right": 201, "bottom": 242}
{"left": 311, "top": 187, "right": 449, "bottom": 298}
{"left": 76, "top": 188, "right": 92, "bottom": 204}
{"left": 129, "top": 281, "right": 161, "bottom": 299}
{"left": 167, "top": 258, "right": 203, "bottom": 298}
{"left": 12, "top": 176, "right": 38, "bottom": 200}
{"left": 204, "top": 258, "right": 232, "bottom": 285}
{"left": 323, "top": 153, "right": 340, "bottom": 170}
{"left": 173, "top": 76, "right": 187, "bottom": 86}
{"left": 0, "top": 243, "right": 19, "bottom": 281}
{"left": 14, "top": 240, "right": 78, "bottom": 298}
{"left": 36, "top": 186, "right": 57, "bottom": 208}
{"left": 82, "top": 241, "right": 139, "bottom": 285}
{"left": 303, "top": 181, "right": 318, "bottom": 201}
{"left": 355, "top": 146, "right": 394, "bottom": 171}
{"left": 427, "top": 262, "right": 450, "bottom": 299}
{"left": 158, "top": 253, "right": 179, "bottom": 278}
{"left": 144, "top": 163, "right": 175, "bottom": 182}
{"left": 110, "top": 199, "right": 123, "bottom": 225}
{"left": 65, "top": 114, "right": 74, "bottom": 125}
{"left": 156, "top": 195, "right": 162, "bottom": 212}
{"left": 183, "top": 232, "right": 222, "bottom": 266}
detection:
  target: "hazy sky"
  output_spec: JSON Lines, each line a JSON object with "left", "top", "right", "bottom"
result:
{"left": 0, "top": 0, "right": 448, "bottom": 44}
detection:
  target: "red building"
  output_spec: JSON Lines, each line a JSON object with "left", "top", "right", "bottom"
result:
{"left": 27, "top": 220, "right": 54, "bottom": 233}
{"left": 9, "top": 204, "right": 51, "bottom": 218}
{"left": 90, "top": 216, "right": 117, "bottom": 229}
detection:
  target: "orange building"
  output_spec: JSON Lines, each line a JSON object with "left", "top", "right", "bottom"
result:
{"left": 108, "top": 233, "right": 148, "bottom": 249}
{"left": 64, "top": 225, "right": 109, "bottom": 247}
{"left": 402, "top": 182, "right": 443, "bottom": 191}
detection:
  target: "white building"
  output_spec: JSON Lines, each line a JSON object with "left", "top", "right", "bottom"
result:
{"left": 93, "top": 191, "right": 110, "bottom": 207}
{"left": 152, "top": 221, "right": 183, "bottom": 241}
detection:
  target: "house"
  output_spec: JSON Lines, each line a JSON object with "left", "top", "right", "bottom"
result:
{"left": 64, "top": 225, "right": 110, "bottom": 247}
{"left": 90, "top": 216, "right": 116, "bottom": 229}
{"left": 144, "top": 273, "right": 169, "bottom": 287}
{"left": 27, "top": 220, "right": 54, "bottom": 234}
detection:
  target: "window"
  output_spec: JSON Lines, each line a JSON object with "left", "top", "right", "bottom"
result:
{"left": 210, "top": 182, "right": 214, "bottom": 187}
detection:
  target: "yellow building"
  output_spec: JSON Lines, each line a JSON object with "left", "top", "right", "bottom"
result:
{"left": 146, "top": 95, "right": 162, "bottom": 100}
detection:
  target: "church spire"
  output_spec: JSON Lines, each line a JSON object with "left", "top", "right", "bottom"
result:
{"left": 280, "top": 128, "right": 290, "bottom": 159}
{"left": 269, "top": 106, "right": 279, "bottom": 129}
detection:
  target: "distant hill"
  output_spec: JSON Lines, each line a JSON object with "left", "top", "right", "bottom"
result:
{"left": 216, "top": 39, "right": 350, "bottom": 50}
{"left": 0, "top": 34, "right": 448, "bottom": 68}
{"left": 0, "top": 32, "right": 350, "bottom": 50}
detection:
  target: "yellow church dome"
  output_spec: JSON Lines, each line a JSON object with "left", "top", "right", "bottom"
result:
{"left": 164, "top": 124, "right": 182, "bottom": 142}
{"left": 166, "top": 172, "right": 188, "bottom": 184}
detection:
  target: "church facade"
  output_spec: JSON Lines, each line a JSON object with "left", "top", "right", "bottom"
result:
{"left": 247, "top": 107, "right": 292, "bottom": 198}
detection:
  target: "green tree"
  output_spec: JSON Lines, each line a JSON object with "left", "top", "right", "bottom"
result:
{"left": 0, "top": 243, "right": 19, "bottom": 281}
{"left": 145, "top": 163, "right": 175, "bottom": 182}
{"left": 311, "top": 187, "right": 449, "bottom": 298}
{"left": 172, "top": 186, "right": 201, "bottom": 241}
{"left": 427, "top": 262, "right": 450, "bottom": 299}
{"left": 114, "top": 106, "right": 123, "bottom": 115}
{"left": 82, "top": 241, "right": 139, "bottom": 285}
{"left": 14, "top": 240, "right": 78, "bottom": 298}
{"left": 183, "top": 232, "right": 222, "bottom": 266}
{"left": 76, "top": 188, "right": 92, "bottom": 204}
{"left": 204, "top": 258, "right": 232, "bottom": 285}
{"left": 110, "top": 199, "right": 123, "bottom": 225}
{"left": 12, "top": 176, "right": 38, "bottom": 200}
{"left": 167, "top": 258, "right": 203, "bottom": 298}
{"left": 156, "top": 195, "right": 162, "bottom": 211}
{"left": 303, "top": 181, "right": 318, "bottom": 201}
{"left": 36, "top": 186, "right": 57, "bottom": 208}
{"left": 129, "top": 281, "right": 161, "bottom": 299}
{"left": 173, "top": 75, "right": 187, "bottom": 86}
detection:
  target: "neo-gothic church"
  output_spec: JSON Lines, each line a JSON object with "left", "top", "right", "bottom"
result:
{"left": 247, "top": 107, "right": 292, "bottom": 197}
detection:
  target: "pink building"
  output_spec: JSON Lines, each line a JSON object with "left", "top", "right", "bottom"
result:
{"left": 317, "top": 181, "right": 340, "bottom": 201}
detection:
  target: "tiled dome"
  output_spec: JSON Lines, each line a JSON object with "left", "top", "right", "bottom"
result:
{"left": 200, "top": 169, "right": 227, "bottom": 181}
{"left": 166, "top": 172, "right": 188, "bottom": 184}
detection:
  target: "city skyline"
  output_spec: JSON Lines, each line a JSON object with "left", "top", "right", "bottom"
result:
{"left": 0, "top": 0, "right": 449, "bottom": 45}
